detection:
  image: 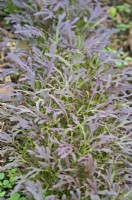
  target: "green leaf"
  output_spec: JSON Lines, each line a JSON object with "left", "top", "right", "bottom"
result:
{"left": 126, "top": 57, "right": 132, "bottom": 61}
{"left": 115, "top": 62, "right": 122, "bottom": 67}
{"left": 104, "top": 47, "right": 116, "bottom": 53}
{"left": 45, "top": 53, "right": 72, "bottom": 68}
{"left": 0, "top": 173, "right": 5, "bottom": 180}
{"left": 124, "top": 62, "right": 128, "bottom": 66}
{"left": 9, "top": 193, "right": 21, "bottom": 200}
{"left": 117, "top": 3, "right": 131, "bottom": 13}
{"left": 3, "top": 180, "right": 9, "bottom": 185}
{"left": 19, "top": 197, "right": 27, "bottom": 200}
{"left": 3, "top": 180, "right": 12, "bottom": 188}
{"left": 117, "top": 23, "right": 132, "bottom": 31}
{"left": 109, "top": 7, "right": 117, "bottom": 18}
{"left": 0, "top": 191, "right": 6, "bottom": 197}
{"left": 123, "top": 190, "right": 132, "bottom": 198}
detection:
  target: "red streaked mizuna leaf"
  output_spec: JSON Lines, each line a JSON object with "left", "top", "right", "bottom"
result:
{"left": 57, "top": 141, "right": 73, "bottom": 159}
{"left": 0, "top": 132, "right": 12, "bottom": 143}
{"left": 25, "top": 181, "right": 44, "bottom": 200}
{"left": 14, "top": 24, "right": 43, "bottom": 37}
{"left": 49, "top": 94, "right": 66, "bottom": 114}
{"left": 78, "top": 153, "right": 97, "bottom": 176}
{"left": 86, "top": 178, "right": 97, "bottom": 194}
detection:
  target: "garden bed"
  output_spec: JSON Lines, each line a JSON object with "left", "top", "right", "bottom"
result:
{"left": 0, "top": 1, "right": 132, "bottom": 200}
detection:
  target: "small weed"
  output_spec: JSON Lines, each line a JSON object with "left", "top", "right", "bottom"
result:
{"left": 108, "top": 7, "right": 117, "bottom": 18}
{"left": 0, "top": 170, "right": 27, "bottom": 199}
{"left": 109, "top": 3, "right": 132, "bottom": 18}
{"left": 104, "top": 47, "right": 132, "bottom": 67}
{"left": 0, "top": 172, "right": 13, "bottom": 198}
{"left": 109, "top": 3, "right": 132, "bottom": 31}
{"left": 116, "top": 3, "right": 132, "bottom": 14}
{"left": 9, "top": 193, "right": 27, "bottom": 200}
{"left": 117, "top": 23, "right": 132, "bottom": 32}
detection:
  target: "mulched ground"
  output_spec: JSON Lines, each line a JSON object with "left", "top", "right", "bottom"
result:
{"left": 101, "top": 0, "right": 132, "bottom": 54}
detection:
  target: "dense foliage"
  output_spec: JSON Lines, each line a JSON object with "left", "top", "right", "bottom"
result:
{"left": 0, "top": 0, "right": 132, "bottom": 199}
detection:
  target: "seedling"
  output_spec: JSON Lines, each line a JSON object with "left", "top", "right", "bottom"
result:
{"left": 0, "top": 171, "right": 27, "bottom": 199}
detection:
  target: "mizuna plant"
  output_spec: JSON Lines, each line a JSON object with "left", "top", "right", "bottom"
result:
{"left": 0, "top": 0, "right": 131, "bottom": 199}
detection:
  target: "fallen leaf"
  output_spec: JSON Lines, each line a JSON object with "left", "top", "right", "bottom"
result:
{"left": 0, "top": 84, "right": 14, "bottom": 101}
{"left": 0, "top": 84, "right": 14, "bottom": 95}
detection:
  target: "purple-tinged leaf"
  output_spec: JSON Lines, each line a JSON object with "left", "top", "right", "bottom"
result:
{"left": 57, "top": 141, "right": 73, "bottom": 159}
{"left": 0, "top": 132, "right": 12, "bottom": 143}
{"left": 34, "top": 9, "right": 55, "bottom": 21}
{"left": 14, "top": 24, "right": 43, "bottom": 37}
{"left": 78, "top": 153, "right": 97, "bottom": 176}
{"left": 25, "top": 181, "right": 44, "bottom": 200}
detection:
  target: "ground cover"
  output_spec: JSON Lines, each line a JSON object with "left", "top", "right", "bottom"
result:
{"left": 0, "top": 0, "right": 132, "bottom": 199}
